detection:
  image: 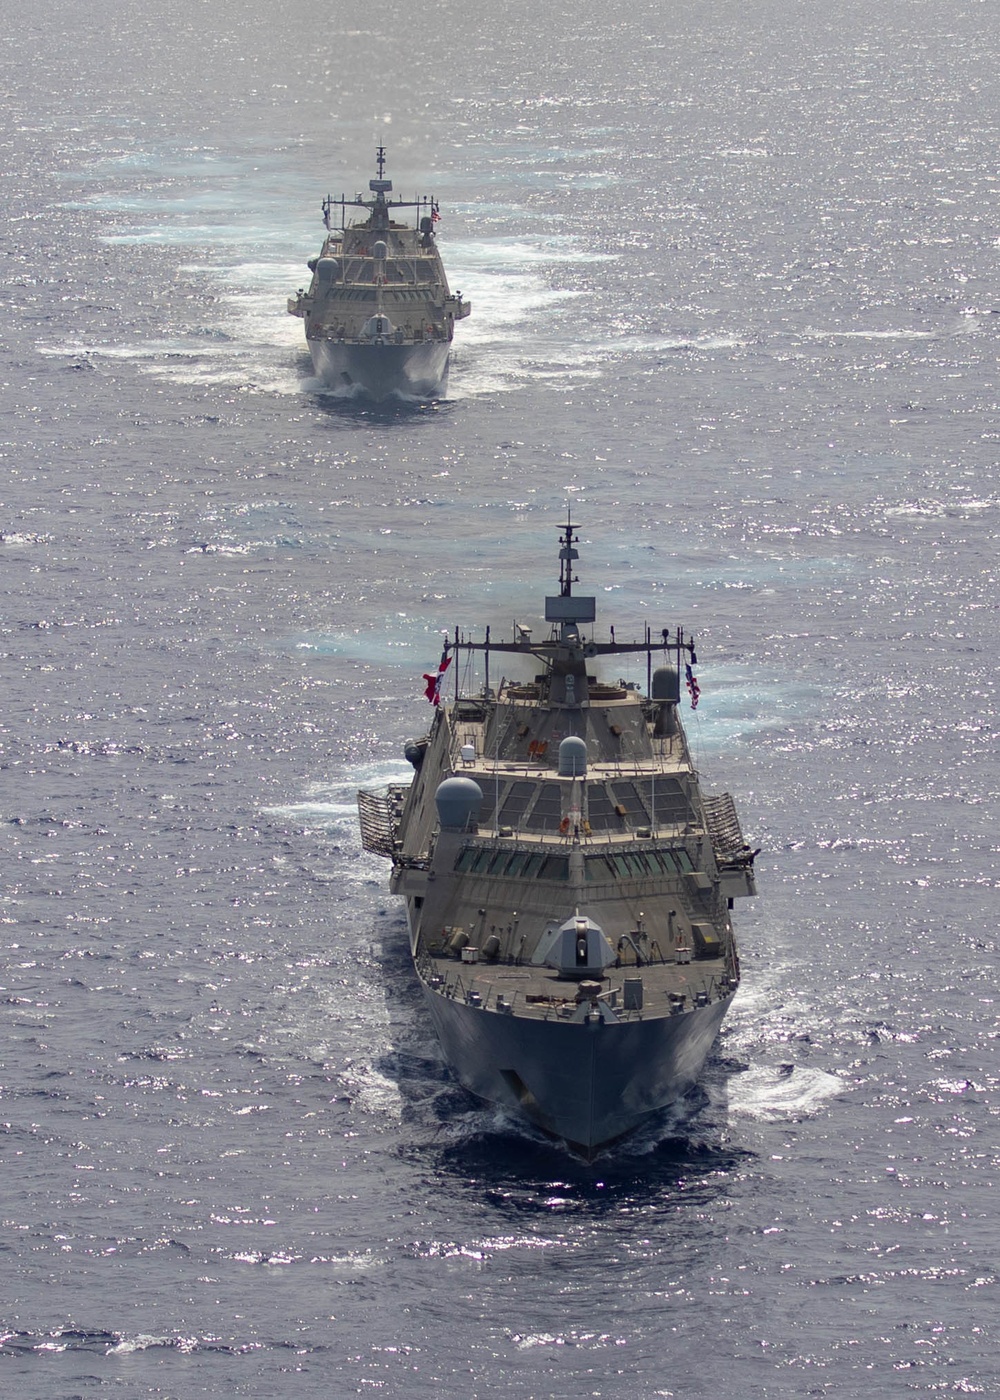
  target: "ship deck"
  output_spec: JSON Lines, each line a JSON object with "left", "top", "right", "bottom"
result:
{"left": 416, "top": 943, "right": 734, "bottom": 1025}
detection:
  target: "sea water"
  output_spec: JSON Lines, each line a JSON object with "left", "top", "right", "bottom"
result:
{"left": 1, "top": 0, "right": 999, "bottom": 1394}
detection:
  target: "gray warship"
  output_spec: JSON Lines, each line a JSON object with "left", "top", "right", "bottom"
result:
{"left": 287, "top": 146, "right": 470, "bottom": 400}
{"left": 358, "top": 520, "right": 757, "bottom": 1156}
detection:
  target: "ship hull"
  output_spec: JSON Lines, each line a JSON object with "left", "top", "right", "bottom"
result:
{"left": 307, "top": 335, "right": 450, "bottom": 400}
{"left": 420, "top": 980, "right": 732, "bottom": 1157}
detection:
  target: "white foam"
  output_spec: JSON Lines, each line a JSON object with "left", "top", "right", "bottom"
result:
{"left": 728, "top": 1064, "right": 844, "bottom": 1122}
{"left": 262, "top": 763, "right": 414, "bottom": 830}
{"left": 447, "top": 235, "right": 614, "bottom": 268}
{"left": 262, "top": 800, "right": 360, "bottom": 822}
{"left": 57, "top": 172, "right": 626, "bottom": 399}
{"left": 59, "top": 173, "right": 664, "bottom": 398}
{"left": 803, "top": 327, "right": 936, "bottom": 341}
{"left": 337, "top": 1060, "right": 404, "bottom": 1121}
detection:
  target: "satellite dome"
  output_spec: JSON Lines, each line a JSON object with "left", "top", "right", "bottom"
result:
{"left": 435, "top": 776, "right": 484, "bottom": 831}
{"left": 558, "top": 736, "right": 588, "bottom": 777}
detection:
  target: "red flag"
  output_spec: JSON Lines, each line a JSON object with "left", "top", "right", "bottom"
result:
{"left": 422, "top": 643, "right": 452, "bottom": 705}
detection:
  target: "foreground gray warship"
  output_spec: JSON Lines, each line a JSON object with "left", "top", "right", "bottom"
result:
{"left": 288, "top": 146, "right": 470, "bottom": 400}
{"left": 358, "top": 521, "right": 757, "bottom": 1156}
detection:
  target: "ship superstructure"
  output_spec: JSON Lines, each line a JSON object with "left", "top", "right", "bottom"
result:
{"left": 288, "top": 147, "right": 470, "bottom": 400}
{"left": 358, "top": 521, "right": 757, "bottom": 1156}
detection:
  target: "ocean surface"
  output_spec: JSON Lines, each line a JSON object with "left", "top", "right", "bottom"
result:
{"left": 2, "top": 0, "right": 999, "bottom": 1395}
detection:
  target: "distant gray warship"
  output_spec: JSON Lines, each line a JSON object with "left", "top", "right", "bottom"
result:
{"left": 358, "top": 520, "right": 757, "bottom": 1157}
{"left": 288, "top": 146, "right": 470, "bottom": 400}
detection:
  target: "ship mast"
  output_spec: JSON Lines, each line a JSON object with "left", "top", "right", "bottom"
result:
{"left": 320, "top": 146, "right": 436, "bottom": 233}
{"left": 558, "top": 513, "right": 579, "bottom": 598}
{"left": 456, "top": 515, "right": 697, "bottom": 699}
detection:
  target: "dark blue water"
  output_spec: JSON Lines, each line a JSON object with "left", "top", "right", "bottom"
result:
{"left": 2, "top": 0, "right": 998, "bottom": 1395}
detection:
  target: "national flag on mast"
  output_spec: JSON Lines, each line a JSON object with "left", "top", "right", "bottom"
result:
{"left": 423, "top": 640, "right": 452, "bottom": 705}
{"left": 685, "top": 663, "right": 701, "bottom": 710}
{"left": 431, "top": 200, "right": 440, "bottom": 224}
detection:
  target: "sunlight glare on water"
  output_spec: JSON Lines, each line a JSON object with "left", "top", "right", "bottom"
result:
{"left": 1, "top": 0, "right": 999, "bottom": 1395}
